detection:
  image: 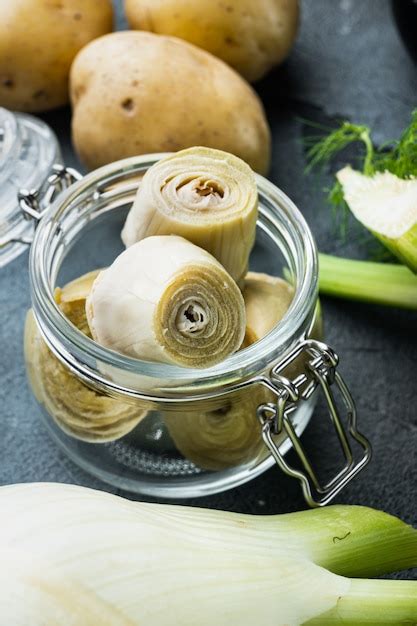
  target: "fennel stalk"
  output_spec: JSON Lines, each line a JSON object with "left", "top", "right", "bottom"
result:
{"left": 319, "top": 253, "right": 417, "bottom": 310}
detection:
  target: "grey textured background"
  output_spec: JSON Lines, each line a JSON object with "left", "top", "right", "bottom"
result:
{"left": 0, "top": 0, "right": 416, "bottom": 576}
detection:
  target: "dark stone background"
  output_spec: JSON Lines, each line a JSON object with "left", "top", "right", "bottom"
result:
{"left": 0, "top": 0, "right": 416, "bottom": 577}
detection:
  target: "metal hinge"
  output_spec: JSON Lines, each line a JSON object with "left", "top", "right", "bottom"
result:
{"left": 1, "top": 164, "right": 82, "bottom": 257}
{"left": 257, "top": 339, "right": 372, "bottom": 507}
{"left": 18, "top": 164, "right": 82, "bottom": 226}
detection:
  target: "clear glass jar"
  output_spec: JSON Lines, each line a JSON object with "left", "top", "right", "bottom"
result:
{"left": 0, "top": 108, "right": 62, "bottom": 267}
{"left": 24, "top": 155, "right": 371, "bottom": 505}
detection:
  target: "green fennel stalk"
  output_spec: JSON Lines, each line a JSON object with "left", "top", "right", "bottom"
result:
{"left": 306, "top": 579, "right": 417, "bottom": 625}
{"left": 319, "top": 253, "right": 417, "bottom": 310}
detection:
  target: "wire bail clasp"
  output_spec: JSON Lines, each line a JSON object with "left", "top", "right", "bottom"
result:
{"left": 18, "top": 164, "right": 82, "bottom": 225}
{"left": 257, "top": 339, "right": 372, "bottom": 507}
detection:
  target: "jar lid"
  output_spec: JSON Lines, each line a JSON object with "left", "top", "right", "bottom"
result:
{"left": 0, "top": 108, "right": 62, "bottom": 268}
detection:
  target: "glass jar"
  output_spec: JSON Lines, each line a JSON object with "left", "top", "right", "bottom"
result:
{"left": 0, "top": 108, "right": 62, "bottom": 267}
{"left": 23, "top": 155, "right": 371, "bottom": 505}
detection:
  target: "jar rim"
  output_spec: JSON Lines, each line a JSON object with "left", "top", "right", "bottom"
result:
{"left": 30, "top": 154, "right": 318, "bottom": 395}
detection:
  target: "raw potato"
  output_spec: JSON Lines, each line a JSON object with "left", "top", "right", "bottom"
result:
{"left": 125, "top": 0, "right": 299, "bottom": 82}
{"left": 0, "top": 0, "right": 113, "bottom": 113}
{"left": 70, "top": 31, "right": 270, "bottom": 174}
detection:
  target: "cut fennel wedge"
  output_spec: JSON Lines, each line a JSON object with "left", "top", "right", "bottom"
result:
{"left": 337, "top": 166, "right": 417, "bottom": 273}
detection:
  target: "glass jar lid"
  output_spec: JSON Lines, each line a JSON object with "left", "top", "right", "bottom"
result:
{"left": 0, "top": 107, "right": 62, "bottom": 267}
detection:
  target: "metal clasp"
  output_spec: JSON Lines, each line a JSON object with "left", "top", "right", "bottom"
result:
{"left": 18, "top": 164, "right": 82, "bottom": 226}
{"left": 257, "top": 339, "right": 372, "bottom": 507}
{"left": 1, "top": 164, "right": 82, "bottom": 255}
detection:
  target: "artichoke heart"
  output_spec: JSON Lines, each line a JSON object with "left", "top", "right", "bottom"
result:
{"left": 242, "top": 271, "right": 294, "bottom": 347}
{"left": 55, "top": 269, "right": 101, "bottom": 337}
{"left": 163, "top": 388, "right": 272, "bottom": 471}
{"left": 165, "top": 272, "right": 323, "bottom": 471}
{"left": 337, "top": 166, "right": 417, "bottom": 273}
{"left": 243, "top": 271, "right": 323, "bottom": 380}
{"left": 24, "top": 271, "right": 146, "bottom": 443}
{"left": 164, "top": 272, "right": 297, "bottom": 470}
{"left": 121, "top": 146, "right": 258, "bottom": 284}
{"left": 86, "top": 235, "right": 246, "bottom": 368}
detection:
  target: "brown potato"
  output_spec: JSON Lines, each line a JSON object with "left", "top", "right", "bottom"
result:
{"left": 0, "top": 0, "right": 113, "bottom": 113}
{"left": 70, "top": 31, "right": 270, "bottom": 174}
{"left": 125, "top": 0, "right": 299, "bottom": 82}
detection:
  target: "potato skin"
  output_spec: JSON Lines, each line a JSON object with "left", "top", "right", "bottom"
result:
{"left": 70, "top": 31, "right": 270, "bottom": 174}
{"left": 0, "top": 0, "right": 113, "bottom": 113}
{"left": 125, "top": 0, "right": 299, "bottom": 82}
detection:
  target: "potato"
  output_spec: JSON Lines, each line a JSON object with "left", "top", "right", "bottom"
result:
{"left": 0, "top": 0, "right": 113, "bottom": 113}
{"left": 125, "top": 0, "right": 299, "bottom": 82}
{"left": 70, "top": 31, "right": 270, "bottom": 174}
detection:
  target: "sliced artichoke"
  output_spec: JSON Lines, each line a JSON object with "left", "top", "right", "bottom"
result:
{"left": 121, "top": 147, "right": 258, "bottom": 284}
{"left": 55, "top": 269, "right": 101, "bottom": 337}
{"left": 165, "top": 272, "right": 323, "bottom": 471}
{"left": 86, "top": 235, "right": 246, "bottom": 368}
{"left": 163, "top": 387, "right": 273, "bottom": 471}
{"left": 165, "top": 272, "right": 295, "bottom": 470}
{"left": 241, "top": 272, "right": 294, "bottom": 347}
{"left": 24, "top": 271, "right": 146, "bottom": 443}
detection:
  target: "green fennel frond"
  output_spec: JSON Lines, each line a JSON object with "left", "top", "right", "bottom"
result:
{"left": 306, "top": 121, "right": 374, "bottom": 174}
{"left": 327, "top": 179, "right": 350, "bottom": 239}
{"left": 307, "top": 109, "right": 417, "bottom": 180}
{"left": 328, "top": 178, "right": 345, "bottom": 207}
{"left": 375, "top": 109, "right": 417, "bottom": 177}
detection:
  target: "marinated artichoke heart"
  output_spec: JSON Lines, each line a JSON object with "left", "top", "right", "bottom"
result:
{"left": 55, "top": 269, "right": 101, "bottom": 337}
{"left": 337, "top": 166, "right": 417, "bottom": 273}
{"left": 163, "top": 387, "right": 272, "bottom": 471}
{"left": 86, "top": 235, "right": 246, "bottom": 368}
{"left": 24, "top": 271, "right": 146, "bottom": 443}
{"left": 164, "top": 272, "right": 303, "bottom": 471}
{"left": 241, "top": 271, "right": 294, "bottom": 347}
{"left": 121, "top": 147, "right": 258, "bottom": 285}
{"left": 243, "top": 271, "right": 323, "bottom": 378}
